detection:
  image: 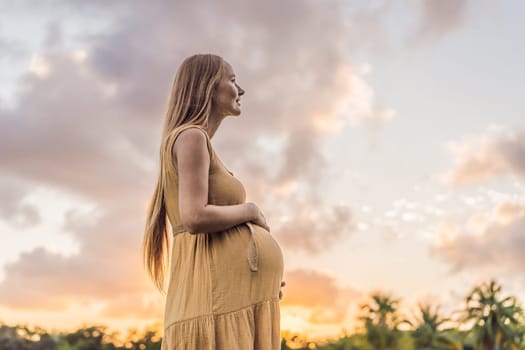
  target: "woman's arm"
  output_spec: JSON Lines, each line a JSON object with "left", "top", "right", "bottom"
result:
{"left": 173, "top": 128, "right": 258, "bottom": 233}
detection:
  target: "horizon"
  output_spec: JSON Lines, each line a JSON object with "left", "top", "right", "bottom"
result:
{"left": 2, "top": 276, "right": 522, "bottom": 343}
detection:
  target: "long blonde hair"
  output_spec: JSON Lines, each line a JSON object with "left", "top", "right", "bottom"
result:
{"left": 143, "top": 54, "right": 225, "bottom": 291}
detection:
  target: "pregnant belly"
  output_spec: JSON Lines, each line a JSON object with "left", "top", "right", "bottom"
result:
{"left": 209, "top": 222, "right": 284, "bottom": 309}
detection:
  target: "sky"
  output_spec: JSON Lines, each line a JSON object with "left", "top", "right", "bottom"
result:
{"left": 1, "top": 0, "right": 525, "bottom": 341}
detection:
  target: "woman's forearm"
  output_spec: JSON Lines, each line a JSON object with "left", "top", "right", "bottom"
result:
{"left": 182, "top": 202, "right": 255, "bottom": 234}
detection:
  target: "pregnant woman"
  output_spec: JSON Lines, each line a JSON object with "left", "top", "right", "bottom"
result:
{"left": 143, "top": 53, "right": 285, "bottom": 349}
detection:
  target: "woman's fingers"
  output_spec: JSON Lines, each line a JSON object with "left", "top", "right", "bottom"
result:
{"left": 279, "top": 280, "right": 286, "bottom": 300}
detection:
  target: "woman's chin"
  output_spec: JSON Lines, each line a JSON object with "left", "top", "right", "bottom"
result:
{"left": 230, "top": 109, "right": 242, "bottom": 117}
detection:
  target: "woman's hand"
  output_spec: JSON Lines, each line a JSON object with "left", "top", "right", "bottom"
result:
{"left": 246, "top": 202, "right": 270, "bottom": 232}
{"left": 279, "top": 280, "right": 286, "bottom": 300}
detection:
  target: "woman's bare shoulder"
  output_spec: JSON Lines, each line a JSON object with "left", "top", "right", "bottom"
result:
{"left": 172, "top": 127, "right": 210, "bottom": 162}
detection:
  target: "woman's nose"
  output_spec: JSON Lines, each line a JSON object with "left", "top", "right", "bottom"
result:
{"left": 237, "top": 84, "right": 245, "bottom": 96}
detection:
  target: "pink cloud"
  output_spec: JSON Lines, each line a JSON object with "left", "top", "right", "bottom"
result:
{"left": 282, "top": 268, "right": 361, "bottom": 324}
{"left": 444, "top": 128, "right": 525, "bottom": 185}
{"left": 431, "top": 200, "right": 525, "bottom": 275}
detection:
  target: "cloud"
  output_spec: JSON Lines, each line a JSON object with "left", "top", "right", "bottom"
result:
{"left": 343, "top": 1, "right": 470, "bottom": 52}
{"left": 274, "top": 200, "right": 356, "bottom": 254}
{"left": 408, "top": 0, "right": 469, "bottom": 46}
{"left": 0, "top": 176, "right": 41, "bottom": 228}
{"left": 0, "top": 196, "right": 164, "bottom": 321}
{"left": 444, "top": 127, "right": 525, "bottom": 185}
{"left": 0, "top": 0, "right": 395, "bottom": 204}
{"left": 344, "top": 1, "right": 392, "bottom": 54}
{"left": 0, "top": 205, "right": 151, "bottom": 313}
{"left": 282, "top": 268, "right": 360, "bottom": 324}
{"left": 345, "top": 65, "right": 395, "bottom": 127}
{"left": 431, "top": 200, "right": 525, "bottom": 276}
{"left": 0, "top": 49, "right": 155, "bottom": 205}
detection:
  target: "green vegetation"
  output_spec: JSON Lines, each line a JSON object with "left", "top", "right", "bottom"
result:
{"left": 0, "top": 325, "right": 161, "bottom": 350}
{"left": 1, "top": 280, "right": 524, "bottom": 350}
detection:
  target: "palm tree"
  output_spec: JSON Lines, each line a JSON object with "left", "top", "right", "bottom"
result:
{"left": 358, "top": 292, "right": 403, "bottom": 350}
{"left": 461, "top": 280, "right": 524, "bottom": 350}
{"left": 405, "top": 303, "right": 462, "bottom": 350}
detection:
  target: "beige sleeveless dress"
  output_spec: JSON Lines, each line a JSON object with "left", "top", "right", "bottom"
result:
{"left": 160, "top": 124, "right": 285, "bottom": 350}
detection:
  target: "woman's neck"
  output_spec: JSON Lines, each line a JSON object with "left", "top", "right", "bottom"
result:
{"left": 206, "top": 113, "right": 224, "bottom": 139}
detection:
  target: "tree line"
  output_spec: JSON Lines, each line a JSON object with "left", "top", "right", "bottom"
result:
{"left": 1, "top": 280, "right": 524, "bottom": 350}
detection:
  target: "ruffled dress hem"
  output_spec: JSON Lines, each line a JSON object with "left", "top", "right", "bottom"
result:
{"left": 161, "top": 298, "right": 280, "bottom": 350}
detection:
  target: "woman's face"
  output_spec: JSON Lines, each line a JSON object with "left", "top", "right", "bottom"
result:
{"left": 212, "top": 62, "right": 245, "bottom": 117}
